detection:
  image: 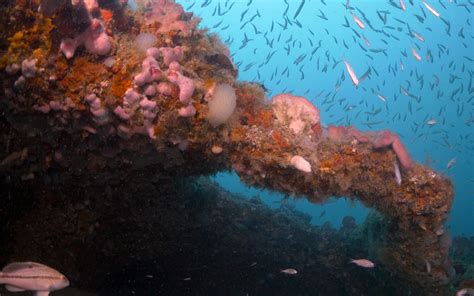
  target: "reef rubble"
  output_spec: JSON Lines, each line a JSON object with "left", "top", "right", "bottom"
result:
{"left": 0, "top": 0, "right": 454, "bottom": 294}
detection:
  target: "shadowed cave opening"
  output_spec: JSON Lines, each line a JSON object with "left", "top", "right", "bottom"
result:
{"left": 214, "top": 171, "right": 370, "bottom": 229}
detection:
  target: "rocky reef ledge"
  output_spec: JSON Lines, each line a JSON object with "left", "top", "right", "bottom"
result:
{"left": 0, "top": 175, "right": 466, "bottom": 295}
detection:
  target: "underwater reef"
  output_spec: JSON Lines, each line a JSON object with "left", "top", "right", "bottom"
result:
{"left": 1, "top": 173, "right": 472, "bottom": 296}
{"left": 0, "top": 0, "right": 461, "bottom": 294}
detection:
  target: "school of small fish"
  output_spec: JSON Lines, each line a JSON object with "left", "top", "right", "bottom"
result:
{"left": 181, "top": 0, "right": 473, "bottom": 231}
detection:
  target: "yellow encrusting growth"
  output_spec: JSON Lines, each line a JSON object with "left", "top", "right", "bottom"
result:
{"left": 0, "top": 11, "right": 53, "bottom": 69}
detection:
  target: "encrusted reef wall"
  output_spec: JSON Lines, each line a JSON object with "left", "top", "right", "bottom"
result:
{"left": 0, "top": 0, "right": 453, "bottom": 294}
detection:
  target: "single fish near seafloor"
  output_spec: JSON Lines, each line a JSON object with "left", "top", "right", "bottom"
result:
{"left": 350, "top": 259, "right": 375, "bottom": 268}
{"left": 457, "top": 288, "right": 474, "bottom": 296}
{"left": 0, "top": 261, "right": 69, "bottom": 296}
{"left": 280, "top": 268, "right": 298, "bottom": 275}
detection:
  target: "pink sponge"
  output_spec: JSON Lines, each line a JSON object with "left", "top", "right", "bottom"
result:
{"left": 327, "top": 125, "right": 345, "bottom": 141}
{"left": 392, "top": 137, "right": 413, "bottom": 169}
{"left": 326, "top": 125, "right": 369, "bottom": 142}
{"left": 145, "top": 0, "right": 199, "bottom": 37}
{"left": 373, "top": 130, "right": 394, "bottom": 148}
{"left": 21, "top": 58, "right": 38, "bottom": 78}
{"left": 326, "top": 126, "right": 412, "bottom": 169}
{"left": 84, "top": 19, "right": 111, "bottom": 55}
{"left": 346, "top": 126, "right": 370, "bottom": 143}
{"left": 146, "top": 47, "right": 160, "bottom": 59}
{"left": 168, "top": 61, "right": 181, "bottom": 72}
{"left": 84, "top": 94, "right": 109, "bottom": 124}
{"left": 157, "top": 82, "right": 174, "bottom": 96}
{"left": 60, "top": 18, "right": 111, "bottom": 59}
{"left": 124, "top": 89, "right": 141, "bottom": 105}
{"left": 114, "top": 106, "right": 131, "bottom": 121}
{"left": 60, "top": 38, "right": 82, "bottom": 59}
{"left": 159, "top": 46, "right": 183, "bottom": 66}
{"left": 144, "top": 85, "right": 157, "bottom": 97}
{"left": 168, "top": 72, "right": 194, "bottom": 104}
{"left": 134, "top": 57, "right": 161, "bottom": 86}
{"left": 373, "top": 130, "right": 413, "bottom": 169}
{"left": 139, "top": 98, "right": 157, "bottom": 110}
{"left": 178, "top": 104, "right": 196, "bottom": 118}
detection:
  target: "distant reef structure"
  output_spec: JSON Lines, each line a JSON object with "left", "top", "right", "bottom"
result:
{"left": 0, "top": 0, "right": 455, "bottom": 294}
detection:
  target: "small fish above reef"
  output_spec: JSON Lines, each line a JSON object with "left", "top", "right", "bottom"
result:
{"left": 0, "top": 261, "right": 69, "bottom": 296}
{"left": 447, "top": 158, "right": 456, "bottom": 170}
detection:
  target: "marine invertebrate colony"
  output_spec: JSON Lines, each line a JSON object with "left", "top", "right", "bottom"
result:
{"left": 272, "top": 93, "right": 320, "bottom": 135}
{"left": 0, "top": 0, "right": 453, "bottom": 294}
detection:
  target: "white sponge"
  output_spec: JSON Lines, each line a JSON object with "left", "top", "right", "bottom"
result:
{"left": 207, "top": 84, "right": 236, "bottom": 127}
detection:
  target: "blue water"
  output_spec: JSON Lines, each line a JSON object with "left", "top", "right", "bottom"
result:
{"left": 177, "top": 0, "right": 473, "bottom": 236}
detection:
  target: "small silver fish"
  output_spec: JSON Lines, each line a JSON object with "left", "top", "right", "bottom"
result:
{"left": 424, "top": 259, "right": 432, "bottom": 274}
{"left": 412, "top": 31, "right": 425, "bottom": 42}
{"left": 350, "top": 259, "right": 375, "bottom": 268}
{"left": 447, "top": 158, "right": 456, "bottom": 170}
{"left": 343, "top": 60, "right": 359, "bottom": 86}
{"left": 422, "top": 0, "right": 441, "bottom": 17}
{"left": 394, "top": 160, "right": 402, "bottom": 186}
{"left": 399, "top": 0, "right": 406, "bottom": 11}
{"left": 376, "top": 93, "right": 386, "bottom": 102}
{"left": 412, "top": 48, "right": 422, "bottom": 61}
{"left": 0, "top": 262, "right": 69, "bottom": 296}
{"left": 351, "top": 13, "right": 365, "bottom": 29}
{"left": 280, "top": 268, "right": 298, "bottom": 275}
